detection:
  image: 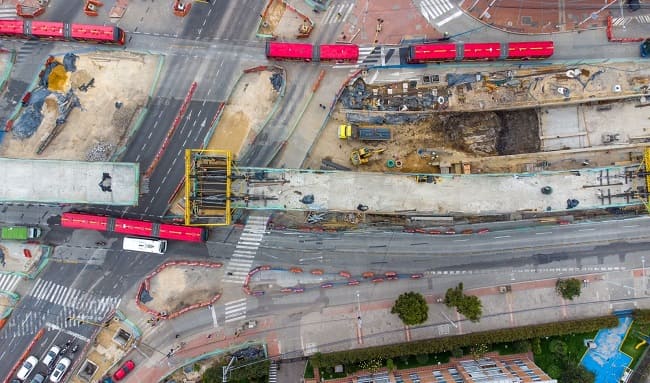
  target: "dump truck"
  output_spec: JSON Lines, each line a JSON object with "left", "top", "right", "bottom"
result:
{"left": 339, "top": 124, "right": 391, "bottom": 141}
{"left": 1, "top": 226, "right": 41, "bottom": 241}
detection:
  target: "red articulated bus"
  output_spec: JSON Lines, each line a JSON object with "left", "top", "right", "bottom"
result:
{"left": 408, "top": 43, "right": 457, "bottom": 63}
{"left": 265, "top": 41, "right": 313, "bottom": 61}
{"left": 0, "top": 19, "right": 125, "bottom": 45}
{"left": 318, "top": 44, "right": 359, "bottom": 62}
{"left": 407, "top": 41, "right": 553, "bottom": 63}
{"left": 462, "top": 42, "right": 501, "bottom": 60}
{"left": 61, "top": 212, "right": 208, "bottom": 243}
{"left": 506, "top": 41, "right": 554, "bottom": 60}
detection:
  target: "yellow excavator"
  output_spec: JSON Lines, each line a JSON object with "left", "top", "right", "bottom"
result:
{"left": 350, "top": 147, "right": 385, "bottom": 166}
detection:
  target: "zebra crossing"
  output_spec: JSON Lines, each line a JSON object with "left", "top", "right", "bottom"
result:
{"left": 0, "top": 273, "right": 21, "bottom": 292}
{"left": 333, "top": 46, "right": 382, "bottom": 69}
{"left": 29, "top": 279, "right": 120, "bottom": 320}
{"left": 415, "top": 0, "right": 463, "bottom": 27}
{"left": 0, "top": 7, "right": 16, "bottom": 19}
{"left": 268, "top": 361, "right": 278, "bottom": 383}
{"left": 1, "top": 279, "right": 120, "bottom": 338}
{"left": 222, "top": 216, "right": 268, "bottom": 284}
{"left": 224, "top": 298, "right": 247, "bottom": 323}
{"left": 612, "top": 15, "right": 650, "bottom": 26}
{"left": 321, "top": 2, "right": 355, "bottom": 25}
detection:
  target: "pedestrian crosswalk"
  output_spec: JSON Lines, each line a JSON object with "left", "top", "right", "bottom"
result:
{"left": 0, "top": 7, "right": 16, "bottom": 19}
{"left": 0, "top": 279, "right": 121, "bottom": 339}
{"left": 268, "top": 361, "right": 278, "bottom": 383}
{"left": 29, "top": 279, "right": 121, "bottom": 320}
{"left": 321, "top": 2, "right": 355, "bottom": 25}
{"left": 612, "top": 15, "right": 650, "bottom": 26}
{"left": 0, "top": 273, "right": 21, "bottom": 292}
{"left": 414, "top": 0, "right": 463, "bottom": 27}
{"left": 224, "top": 298, "right": 247, "bottom": 323}
{"left": 223, "top": 216, "right": 268, "bottom": 284}
{"left": 333, "top": 46, "right": 382, "bottom": 69}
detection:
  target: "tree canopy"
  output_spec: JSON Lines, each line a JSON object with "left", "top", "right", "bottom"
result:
{"left": 556, "top": 278, "right": 582, "bottom": 300}
{"left": 445, "top": 283, "right": 483, "bottom": 322}
{"left": 391, "top": 291, "right": 429, "bottom": 326}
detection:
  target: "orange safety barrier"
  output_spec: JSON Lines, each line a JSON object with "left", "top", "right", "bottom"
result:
{"left": 145, "top": 81, "right": 197, "bottom": 178}
{"left": 3, "top": 328, "right": 45, "bottom": 383}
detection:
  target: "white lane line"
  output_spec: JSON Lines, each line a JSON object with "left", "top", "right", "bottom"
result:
{"left": 45, "top": 322, "right": 90, "bottom": 342}
{"left": 225, "top": 298, "right": 246, "bottom": 305}
{"left": 493, "top": 235, "right": 511, "bottom": 239}
{"left": 535, "top": 232, "right": 552, "bottom": 235}
{"left": 437, "top": 10, "right": 463, "bottom": 27}
{"left": 211, "top": 305, "right": 219, "bottom": 328}
{"left": 578, "top": 228, "right": 596, "bottom": 232}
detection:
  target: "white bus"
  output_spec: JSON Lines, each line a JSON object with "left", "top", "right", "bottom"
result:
{"left": 122, "top": 237, "right": 167, "bottom": 254}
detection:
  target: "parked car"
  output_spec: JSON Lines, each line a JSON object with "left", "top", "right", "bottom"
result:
{"left": 29, "top": 373, "right": 45, "bottom": 383}
{"left": 17, "top": 356, "right": 38, "bottom": 380}
{"left": 113, "top": 360, "right": 135, "bottom": 381}
{"left": 42, "top": 346, "right": 60, "bottom": 367}
{"left": 49, "top": 357, "right": 71, "bottom": 383}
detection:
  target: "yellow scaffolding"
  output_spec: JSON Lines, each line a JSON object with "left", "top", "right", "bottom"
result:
{"left": 184, "top": 149, "right": 232, "bottom": 226}
{"left": 635, "top": 147, "right": 650, "bottom": 213}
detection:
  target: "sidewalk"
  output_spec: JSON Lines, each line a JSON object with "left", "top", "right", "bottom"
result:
{"left": 122, "top": 267, "right": 650, "bottom": 382}
{"left": 460, "top": 0, "right": 612, "bottom": 34}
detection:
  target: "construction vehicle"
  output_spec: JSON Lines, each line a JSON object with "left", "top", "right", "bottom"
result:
{"left": 642, "top": 39, "right": 650, "bottom": 58}
{"left": 350, "top": 147, "right": 385, "bottom": 166}
{"left": 1, "top": 226, "right": 41, "bottom": 240}
{"left": 339, "top": 124, "right": 391, "bottom": 141}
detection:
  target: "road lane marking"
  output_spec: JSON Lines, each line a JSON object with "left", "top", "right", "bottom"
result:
{"left": 493, "top": 235, "right": 511, "bottom": 239}
{"left": 535, "top": 232, "right": 552, "bottom": 235}
{"left": 624, "top": 225, "right": 639, "bottom": 228}
{"left": 578, "top": 228, "right": 596, "bottom": 232}
{"left": 211, "top": 305, "right": 218, "bottom": 328}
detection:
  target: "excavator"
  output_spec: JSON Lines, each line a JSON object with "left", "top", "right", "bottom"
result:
{"left": 350, "top": 147, "right": 385, "bottom": 166}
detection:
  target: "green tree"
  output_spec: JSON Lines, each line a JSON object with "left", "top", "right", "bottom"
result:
{"left": 556, "top": 278, "right": 582, "bottom": 300}
{"left": 391, "top": 291, "right": 429, "bottom": 325}
{"left": 558, "top": 364, "right": 594, "bottom": 383}
{"left": 457, "top": 294, "right": 483, "bottom": 322}
{"left": 444, "top": 282, "right": 464, "bottom": 307}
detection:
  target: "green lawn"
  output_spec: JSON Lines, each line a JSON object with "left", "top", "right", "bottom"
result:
{"left": 304, "top": 360, "right": 314, "bottom": 379}
{"left": 620, "top": 320, "right": 650, "bottom": 369}
{"left": 534, "top": 331, "right": 598, "bottom": 379}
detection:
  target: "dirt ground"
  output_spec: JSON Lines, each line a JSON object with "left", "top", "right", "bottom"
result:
{"left": 306, "top": 109, "right": 542, "bottom": 173}
{"left": 0, "top": 51, "right": 158, "bottom": 160}
{"left": 147, "top": 265, "right": 222, "bottom": 313}
{"left": 0, "top": 242, "right": 43, "bottom": 275}
{"left": 69, "top": 319, "right": 129, "bottom": 383}
{"left": 0, "top": 294, "right": 11, "bottom": 314}
{"left": 207, "top": 70, "right": 279, "bottom": 157}
{"left": 259, "top": 0, "right": 286, "bottom": 36}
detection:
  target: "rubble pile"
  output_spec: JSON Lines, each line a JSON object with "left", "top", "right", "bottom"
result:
{"left": 86, "top": 141, "right": 115, "bottom": 161}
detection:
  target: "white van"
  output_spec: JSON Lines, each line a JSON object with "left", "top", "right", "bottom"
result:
{"left": 122, "top": 237, "right": 167, "bottom": 254}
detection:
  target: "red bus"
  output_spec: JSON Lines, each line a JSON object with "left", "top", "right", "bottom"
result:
{"left": 506, "top": 41, "right": 554, "bottom": 59}
{"left": 60, "top": 212, "right": 109, "bottom": 231}
{"left": 408, "top": 43, "right": 457, "bottom": 63}
{"left": 70, "top": 23, "right": 126, "bottom": 45}
{"left": 0, "top": 19, "right": 125, "bottom": 45}
{"left": 61, "top": 212, "right": 208, "bottom": 242}
{"left": 318, "top": 44, "right": 359, "bottom": 62}
{"left": 265, "top": 41, "right": 313, "bottom": 61}
{"left": 462, "top": 42, "right": 501, "bottom": 60}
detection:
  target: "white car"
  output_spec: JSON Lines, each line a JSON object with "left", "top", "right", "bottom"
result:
{"left": 48, "top": 357, "right": 70, "bottom": 383}
{"left": 16, "top": 355, "right": 38, "bottom": 380}
{"left": 42, "top": 346, "right": 60, "bottom": 367}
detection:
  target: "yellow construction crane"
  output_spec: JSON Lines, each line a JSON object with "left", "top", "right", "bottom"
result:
{"left": 350, "top": 147, "right": 385, "bottom": 166}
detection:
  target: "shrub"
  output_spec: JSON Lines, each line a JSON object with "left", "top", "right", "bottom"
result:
{"left": 556, "top": 278, "right": 582, "bottom": 300}
{"left": 415, "top": 354, "right": 429, "bottom": 365}
{"left": 512, "top": 340, "right": 530, "bottom": 353}
{"left": 451, "top": 348, "right": 464, "bottom": 358}
{"left": 550, "top": 340, "right": 568, "bottom": 355}
{"left": 532, "top": 338, "right": 542, "bottom": 355}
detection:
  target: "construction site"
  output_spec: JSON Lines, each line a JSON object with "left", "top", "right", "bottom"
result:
{"left": 0, "top": 51, "right": 160, "bottom": 161}
{"left": 305, "top": 61, "right": 650, "bottom": 175}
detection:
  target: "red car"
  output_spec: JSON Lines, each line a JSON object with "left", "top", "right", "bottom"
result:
{"left": 113, "top": 360, "right": 135, "bottom": 381}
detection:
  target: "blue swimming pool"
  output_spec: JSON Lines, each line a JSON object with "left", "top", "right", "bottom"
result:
{"left": 581, "top": 316, "right": 632, "bottom": 383}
